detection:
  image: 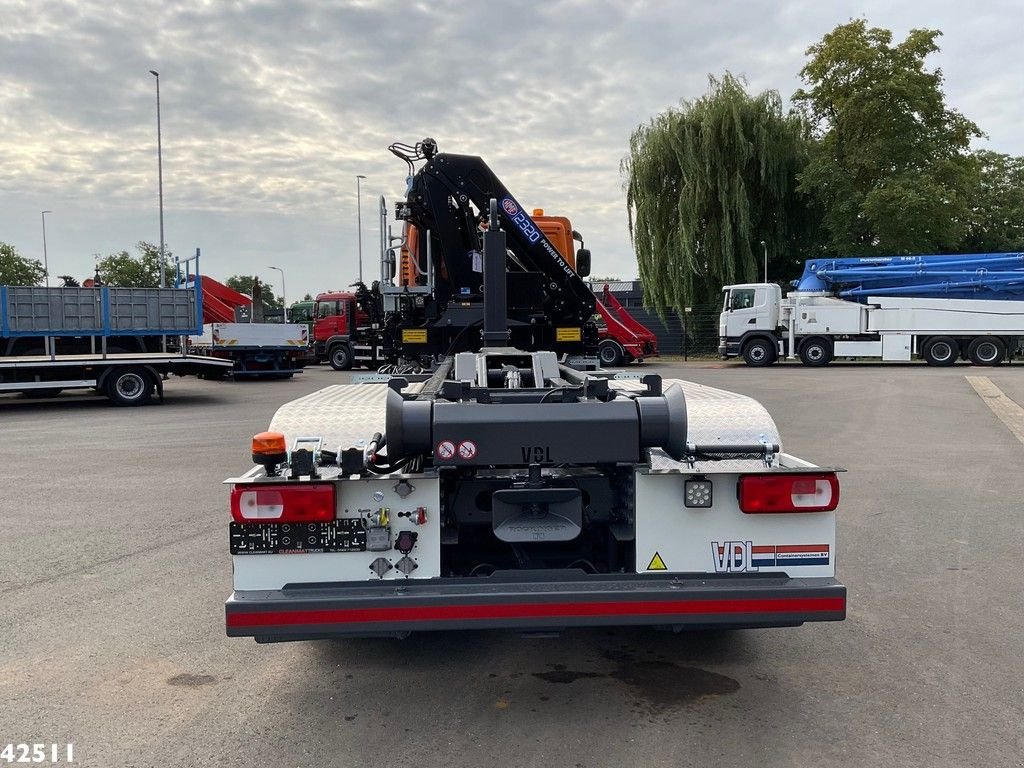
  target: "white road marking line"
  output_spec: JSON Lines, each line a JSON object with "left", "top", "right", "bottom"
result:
{"left": 966, "top": 375, "right": 1024, "bottom": 445}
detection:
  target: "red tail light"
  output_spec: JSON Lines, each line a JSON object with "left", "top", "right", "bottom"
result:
{"left": 738, "top": 473, "right": 839, "bottom": 514}
{"left": 230, "top": 483, "right": 336, "bottom": 523}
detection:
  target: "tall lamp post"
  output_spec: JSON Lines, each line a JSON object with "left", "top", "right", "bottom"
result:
{"left": 41, "top": 210, "right": 52, "bottom": 286}
{"left": 149, "top": 70, "right": 166, "bottom": 288}
{"left": 268, "top": 266, "right": 287, "bottom": 321}
{"left": 760, "top": 240, "right": 768, "bottom": 283}
{"left": 356, "top": 174, "right": 367, "bottom": 283}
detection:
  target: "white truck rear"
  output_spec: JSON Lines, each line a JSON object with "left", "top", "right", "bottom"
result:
{"left": 224, "top": 355, "right": 844, "bottom": 641}
{"left": 190, "top": 323, "right": 309, "bottom": 378}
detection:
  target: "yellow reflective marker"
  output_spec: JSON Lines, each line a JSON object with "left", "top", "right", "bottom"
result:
{"left": 646, "top": 552, "right": 667, "bottom": 571}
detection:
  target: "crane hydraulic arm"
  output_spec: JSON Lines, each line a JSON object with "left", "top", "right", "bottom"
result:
{"left": 386, "top": 139, "right": 597, "bottom": 360}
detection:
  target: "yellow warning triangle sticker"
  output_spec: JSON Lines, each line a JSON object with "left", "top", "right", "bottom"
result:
{"left": 646, "top": 552, "right": 667, "bottom": 571}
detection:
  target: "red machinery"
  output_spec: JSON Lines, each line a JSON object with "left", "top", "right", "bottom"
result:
{"left": 198, "top": 275, "right": 252, "bottom": 323}
{"left": 594, "top": 284, "right": 659, "bottom": 366}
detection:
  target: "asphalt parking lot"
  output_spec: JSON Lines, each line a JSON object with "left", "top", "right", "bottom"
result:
{"left": 3, "top": 361, "right": 1023, "bottom": 768}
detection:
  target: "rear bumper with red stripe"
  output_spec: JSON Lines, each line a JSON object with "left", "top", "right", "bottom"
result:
{"left": 225, "top": 573, "right": 846, "bottom": 641}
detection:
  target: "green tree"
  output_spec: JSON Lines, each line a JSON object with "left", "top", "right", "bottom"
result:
{"left": 793, "top": 20, "right": 982, "bottom": 255}
{"left": 96, "top": 241, "right": 174, "bottom": 287}
{"left": 58, "top": 275, "right": 80, "bottom": 287}
{"left": 623, "top": 73, "right": 816, "bottom": 313}
{"left": 960, "top": 150, "right": 1024, "bottom": 252}
{"left": 0, "top": 242, "right": 47, "bottom": 285}
{"left": 225, "top": 275, "right": 282, "bottom": 309}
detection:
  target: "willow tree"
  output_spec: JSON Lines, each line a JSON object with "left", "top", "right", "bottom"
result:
{"left": 623, "top": 73, "right": 815, "bottom": 313}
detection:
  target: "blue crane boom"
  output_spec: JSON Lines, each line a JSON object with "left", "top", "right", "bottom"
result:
{"left": 795, "top": 253, "right": 1024, "bottom": 301}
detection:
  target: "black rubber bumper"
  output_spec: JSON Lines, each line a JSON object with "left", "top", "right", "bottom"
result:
{"left": 226, "top": 573, "right": 846, "bottom": 640}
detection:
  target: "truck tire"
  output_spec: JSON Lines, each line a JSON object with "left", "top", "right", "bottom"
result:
{"left": 742, "top": 338, "right": 776, "bottom": 367}
{"left": 799, "top": 337, "right": 832, "bottom": 367}
{"left": 967, "top": 337, "right": 1005, "bottom": 366}
{"left": 328, "top": 344, "right": 353, "bottom": 371}
{"left": 923, "top": 337, "right": 958, "bottom": 366}
{"left": 105, "top": 367, "right": 153, "bottom": 406}
{"left": 598, "top": 339, "right": 625, "bottom": 367}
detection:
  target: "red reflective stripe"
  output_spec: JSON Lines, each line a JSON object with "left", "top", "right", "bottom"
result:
{"left": 227, "top": 596, "right": 845, "bottom": 628}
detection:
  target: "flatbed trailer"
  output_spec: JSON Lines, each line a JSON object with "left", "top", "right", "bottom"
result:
{"left": 1, "top": 274, "right": 234, "bottom": 403}
{"left": 0, "top": 352, "right": 232, "bottom": 405}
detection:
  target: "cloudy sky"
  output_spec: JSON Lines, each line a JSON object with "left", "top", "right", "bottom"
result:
{"left": 2, "top": 0, "right": 1022, "bottom": 301}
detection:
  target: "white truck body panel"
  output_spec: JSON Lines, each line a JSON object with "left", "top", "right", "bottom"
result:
{"left": 866, "top": 296, "right": 1024, "bottom": 333}
{"left": 231, "top": 475, "right": 441, "bottom": 591}
{"left": 784, "top": 294, "right": 867, "bottom": 334}
{"left": 833, "top": 340, "right": 882, "bottom": 357}
{"left": 767, "top": 290, "right": 1024, "bottom": 338}
{"left": 881, "top": 333, "right": 912, "bottom": 361}
{"left": 634, "top": 468, "right": 835, "bottom": 579}
{"left": 191, "top": 323, "right": 308, "bottom": 349}
{"left": 231, "top": 380, "right": 835, "bottom": 590}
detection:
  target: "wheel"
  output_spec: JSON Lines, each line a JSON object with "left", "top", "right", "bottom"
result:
{"left": 742, "top": 338, "right": 776, "bottom": 367}
{"left": 967, "top": 337, "right": 1005, "bottom": 366}
{"left": 923, "top": 337, "right": 958, "bottom": 366}
{"left": 799, "top": 338, "right": 833, "bottom": 366}
{"left": 598, "top": 339, "right": 624, "bottom": 367}
{"left": 328, "top": 344, "right": 353, "bottom": 371}
{"left": 105, "top": 368, "right": 153, "bottom": 406}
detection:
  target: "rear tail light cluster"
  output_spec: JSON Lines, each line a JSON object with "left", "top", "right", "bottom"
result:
{"left": 230, "top": 483, "right": 336, "bottom": 523}
{"left": 738, "top": 473, "right": 839, "bottom": 514}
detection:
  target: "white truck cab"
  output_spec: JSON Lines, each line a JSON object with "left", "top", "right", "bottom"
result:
{"left": 719, "top": 283, "right": 783, "bottom": 365}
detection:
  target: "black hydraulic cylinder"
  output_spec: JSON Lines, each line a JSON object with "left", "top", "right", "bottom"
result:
{"left": 481, "top": 200, "right": 509, "bottom": 347}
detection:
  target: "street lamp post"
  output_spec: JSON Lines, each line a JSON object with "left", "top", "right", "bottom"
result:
{"left": 760, "top": 240, "right": 768, "bottom": 283}
{"left": 41, "top": 210, "right": 52, "bottom": 287}
{"left": 356, "top": 174, "right": 367, "bottom": 283}
{"left": 268, "top": 266, "right": 287, "bottom": 322}
{"left": 149, "top": 70, "right": 166, "bottom": 288}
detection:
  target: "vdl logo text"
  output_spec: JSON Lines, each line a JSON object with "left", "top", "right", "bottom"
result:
{"left": 712, "top": 541, "right": 759, "bottom": 573}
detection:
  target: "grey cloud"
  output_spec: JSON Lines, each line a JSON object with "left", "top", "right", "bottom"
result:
{"left": 1, "top": 0, "right": 1022, "bottom": 296}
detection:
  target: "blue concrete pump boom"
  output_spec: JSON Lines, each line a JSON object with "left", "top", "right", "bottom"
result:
{"left": 795, "top": 252, "right": 1024, "bottom": 301}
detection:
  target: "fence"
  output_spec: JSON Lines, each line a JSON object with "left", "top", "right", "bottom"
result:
{"left": 598, "top": 281, "right": 721, "bottom": 357}
{"left": 614, "top": 303, "right": 721, "bottom": 357}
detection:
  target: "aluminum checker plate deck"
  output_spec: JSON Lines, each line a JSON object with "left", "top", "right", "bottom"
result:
{"left": 267, "top": 378, "right": 780, "bottom": 472}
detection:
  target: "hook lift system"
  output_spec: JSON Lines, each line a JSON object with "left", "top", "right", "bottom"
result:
{"left": 224, "top": 141, "right": 846, "bottom": 641}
